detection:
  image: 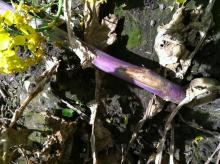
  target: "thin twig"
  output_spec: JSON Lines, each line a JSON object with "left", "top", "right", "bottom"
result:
{"left": 169, "top": 124, "right": 175, "bottom": 164}
{"left": 205, "top": 141, "right": 220, "bottom": 164}
{"left": 63, "top": 0, "right": 74, "bottom": 46}
{"left": 63, "top": 0, "right": 95, "bottom": 67}
{"left": 121, "top": 95, "right": 163, "bottom": 163}
{"left": 178, "top": 113, "right": 219, "bottom": 136}
{"left": 17, "top": 147, "right": 29, "bottom": 164}
{"left": 0, "top": 87, "right": 7, "bottom": 100}
{"left": 155, "top": 86, "right": 217, "bottom": 164}
{"left": 155, "top": 96, "right": 191, "bottom": 164}
{"left": 63, "top": 1, "right": 103, "bottom": 163}
{"left": 216, "top": 147, "right": 220, "bottom": 164}
{"left": 90, "top": 102, "right": 98, "bottom": 164}
{"left": 90, "top": 70, "right": 102, "bottom": 164}
{"left": 61, "top": 99, "right": 89, "bottom": 122}
{"left": 9, "top": 61, "right": 59, "bottom": 128}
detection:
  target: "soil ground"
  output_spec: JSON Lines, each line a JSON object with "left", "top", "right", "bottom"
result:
{"left": 1, "top": 0, "right": 220, "bottom": 163}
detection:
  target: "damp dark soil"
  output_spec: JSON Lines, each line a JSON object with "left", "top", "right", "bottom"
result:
{"left": 1, "top": 0, "right": 220, "bottom": 163}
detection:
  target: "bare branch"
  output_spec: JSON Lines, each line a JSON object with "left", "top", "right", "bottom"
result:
{"left": 9, "top": 61, "right": 59, "bottom": 128}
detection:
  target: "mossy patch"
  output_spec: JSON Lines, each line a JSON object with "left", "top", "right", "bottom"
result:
{"left": 126, "top": 27, "right": 142, "bottom": 49}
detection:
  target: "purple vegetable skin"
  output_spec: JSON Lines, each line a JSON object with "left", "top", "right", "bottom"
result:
{"left": 92, "top": 49, "right": 186, "bottom": 103}
{"left": 0, "top": 0, "right": 13, "bottom": 14}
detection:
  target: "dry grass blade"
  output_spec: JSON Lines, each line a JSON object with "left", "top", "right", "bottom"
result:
{"left": 0, "top": 88, "right": 7, "bottom": 100}
{"left": 63, "top": 0, "right": 74, "bottom": 46}
{"left": 63, "top": 0, "right": 96, "bottom": 68}
{"left": 169, "top": 125, "right": 175, "bottom": 164}
{"left": 205, "top": 141, "right": 220, "bottom": 164}
{"left": 155, "top": 96, "right": 190, "bottom": 164}
{"left": 9, "top": 61, "right": 59, "bottom": 128}
{"left": 178, "top": 113, "right": 219, "bottom": 136}
{"left": 90, "top": 70, "right": 102, "bottom": 164}
{"left": 90, "top": 102, "right": 98, "bottom": 164}
{"left": 121, "top": 95, "right": 163, "bottom": 163}
{"left": 155, "top": 84, "right": 220, "bottom": 164}
{"left": 216, "top": 147, "right": 220, "bottom": 164}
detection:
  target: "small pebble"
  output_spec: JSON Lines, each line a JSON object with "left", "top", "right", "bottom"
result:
{"left": 159, "top": 3, "right": 166, "bottom": 10}
{"left": 150, "top": 20, "right": 156, "bottom": 27}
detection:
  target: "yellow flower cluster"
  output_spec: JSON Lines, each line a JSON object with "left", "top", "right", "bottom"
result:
{"left": 15, "top": 4, "right": 41, "bottom": 14}
{"left": 0, "top": 9, "right": 44, "bottom": 74}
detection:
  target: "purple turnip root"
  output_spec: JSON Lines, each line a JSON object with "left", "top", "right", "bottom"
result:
{"left": 92, "top": 49, "right": 186, "bottom": 103}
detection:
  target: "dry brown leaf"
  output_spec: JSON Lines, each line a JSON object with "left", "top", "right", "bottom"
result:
{"left": 40, "top": 113, "right": 76, "bottom": 161}
{"left": 84, "top": 0, "right": 118, "bottom": 49}
{"left": 154, "top": 4, "right": 213, "bottom": 79}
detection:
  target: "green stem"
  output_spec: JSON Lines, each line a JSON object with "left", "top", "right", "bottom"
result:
{"left": 55, "top": 0, "right": 63, "bottom": 21}
{"left": 36, "top": 0, "right": 63, "bottom": 32}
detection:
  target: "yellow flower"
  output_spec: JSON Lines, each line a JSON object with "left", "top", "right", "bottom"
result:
{"left": 15, "top": 4, "right": 41, "bottom": 14}
{"left": 0, "top": 50, "right": 24, "bottom": 74}
{"left": 17, "top": 24, "right": 36, "bottom": 35}
{"left": 27, "top": 33, "right": 43, "bottom": 52}
{"left": 192, "top": 136, "right": 204, "bottom": 145}
{"left": 0, "top": 33, "right": 11, "bottom": 50}
{"left": 0, "top": 48, "right": 42, "bottom": 74}
{"left": 1, "top": 10, "right": 14, "bottom": 26}
{"left": 0, "top": 9, "right": 44, "bottom": 74}
{"left": 0, "top": 26, "right": 5, "bottom": 32}
{"left": 13, "top": 35, "right": 27, "bottom": 46}
{"left": 13, "top": 13, "right": 26, "bottom": 25}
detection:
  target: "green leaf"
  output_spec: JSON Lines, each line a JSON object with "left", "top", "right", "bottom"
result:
{"left": 62, "top": 108, "right": 75, "bottom": 117}
{"left": 124, "top": 116, "right": 129, "bottom": 125}
{"left": 176, "top": 0, "right": 186, "bottom": 4}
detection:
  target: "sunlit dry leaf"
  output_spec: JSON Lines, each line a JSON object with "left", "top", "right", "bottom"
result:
{"left": 154, "top": 4, "right": 213, "bottom": 79}
{"left": 84, "top": 0, "right": 118, "bottom": 49}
